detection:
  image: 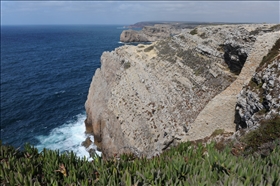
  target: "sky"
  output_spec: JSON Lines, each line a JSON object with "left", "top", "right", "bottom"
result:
{"left": 1, "top": 1, "right": 279, "bottom": 25}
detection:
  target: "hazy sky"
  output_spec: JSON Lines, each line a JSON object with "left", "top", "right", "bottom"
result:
{"left": 1, "top": 1, "right": 279, "bottom": 25}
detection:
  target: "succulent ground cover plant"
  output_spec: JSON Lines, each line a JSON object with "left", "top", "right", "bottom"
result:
{"left": 1, "top": 133, "right": 280, "bottom": 186}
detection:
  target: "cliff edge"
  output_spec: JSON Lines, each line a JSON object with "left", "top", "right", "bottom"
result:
{"left": 120, "top": 24, "right": 182, "bottom": 42}
{"left": 85, "top": 24, "right": 280, "bottom": 158}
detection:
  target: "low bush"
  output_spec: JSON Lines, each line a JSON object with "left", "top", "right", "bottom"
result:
{"left": 190, "top": 28, "right": 198, "bottom": 35}
{"left": 241, "top": 116, "right": 280, "bottom": 156}
{"left": 144, "top": 45, "right": 154, "bottom": 52}
{"left": 124, "top": 62, "right": 131, "bottom": 69}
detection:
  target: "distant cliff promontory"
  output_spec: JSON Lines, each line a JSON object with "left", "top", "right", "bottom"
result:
{"left": 120, "top": 24, "right": 182, "bottom": 42}
{"left": 123, "top": 21, "right": 207, "bottom": 29}
{"left": 85, "top": 23, "right": 280, "bottom": 158}
{"left": 120, "top": 21, "right": 253, "bottom": 43}
{"left": 120, "top": 21, "right": 210, "bottom": 42}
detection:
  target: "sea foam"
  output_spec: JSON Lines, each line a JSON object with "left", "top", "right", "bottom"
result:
{"left": 35, "top": 113, "right": 101, "bottom": 160}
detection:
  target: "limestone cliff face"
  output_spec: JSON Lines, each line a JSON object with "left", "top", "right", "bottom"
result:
{"left": 85, "top": 24, "right": 280, "bottom": 158}
{"left": 120, "top": 24, "right": 181, "bottom": 43}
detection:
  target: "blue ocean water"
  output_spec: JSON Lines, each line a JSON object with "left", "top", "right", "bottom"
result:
{"left": 1, "top": 25, "right": 124, "bottom": 158}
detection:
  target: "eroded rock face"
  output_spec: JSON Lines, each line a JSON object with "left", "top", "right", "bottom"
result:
{"left": 85, "top": 24, "right": 280, "bottom": 158}
{"left": 235, "top": 41, "right": 280, "bottom": 130}
{"left": 120, "top": 24, "right": 181, "bottom": 43}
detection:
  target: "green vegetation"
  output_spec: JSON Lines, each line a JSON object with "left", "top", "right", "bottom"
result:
{"left": 210, "top": 129, "right": 225, "bottom": 137}
{"left": 241, "top": 116, "right": 280, "bottom": 155}
{"left": 1, "top": 137, "right": 280, "bottom": 185}
{"left": 194, "top": 67, "right": 204, "bottom": 76}
{"left": 199, "top": 32, "right": 206, "bottom": 39}
{"left": 270, "top": 24, "right": 280, "bottom": 31}
{"left": 179, "top": 35, "right": 185, "bottom": 40}
{"left": 258, "top": 38, "right": 280, "bottom": 70}
{"left": 144, "top": 45, "right": 154, "bottom": 52}
{"left": 155, "top": 38, "right": 174, "bottom": 58}
{"left": 190, "top": 28, "right": 198, "bottom": 35}
{"left": 124, "top": 62, "right": 131, "bottom": 69}
{"left": 249, "top": 28, "right": 262, "bottom": 36}
{"left": 247, "top": 78, "right": 263, "bottom": 90}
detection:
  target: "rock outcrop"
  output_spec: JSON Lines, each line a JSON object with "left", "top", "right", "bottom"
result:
{"left": 85, "top": 24, "right": 280, "bottom": 158}
{"left": 235, "top": 39, "right": 280, "bottom": 130}
{"left": 120, "top": 24, "right": 182, "bottom": 42}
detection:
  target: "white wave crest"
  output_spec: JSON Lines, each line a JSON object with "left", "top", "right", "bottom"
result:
{"left": 35, "top": 113, "right": 101, "bottom": 160}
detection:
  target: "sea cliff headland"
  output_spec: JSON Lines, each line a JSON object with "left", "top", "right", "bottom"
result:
{"left": 85, "top": 23, "right": 280, "bottom": 158}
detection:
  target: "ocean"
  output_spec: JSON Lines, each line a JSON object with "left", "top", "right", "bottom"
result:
{"left": 1, "top": 25, "right": 124, "bottom": 158}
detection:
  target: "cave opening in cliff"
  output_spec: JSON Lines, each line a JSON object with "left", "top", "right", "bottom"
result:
{"left": 223, "top": 44, "right": 248, "bottom": 75}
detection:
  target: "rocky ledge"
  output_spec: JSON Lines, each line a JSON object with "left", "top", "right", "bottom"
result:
{"left": 85, "top": 24, "right": 280, "bottom": 158}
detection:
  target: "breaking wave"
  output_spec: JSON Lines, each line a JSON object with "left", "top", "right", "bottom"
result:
{"left": 35, "top": 114, "right": 101, "bottom": 160}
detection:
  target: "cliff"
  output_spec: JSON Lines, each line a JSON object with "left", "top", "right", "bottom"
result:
{"left": 120, "top": 24, "right": 183, "bottom": 42}
{"left": 124, "top": 21, "right": 206, "bottom": 29}
{"left": 85, "top": 24, "right": 280, "bottom": 158}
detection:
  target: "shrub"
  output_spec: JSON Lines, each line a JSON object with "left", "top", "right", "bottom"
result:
{"left": 144, "top": 45, "right": 154, "bottom": 52}
{"left": 190, "top": 28, "right": 198, "bottom": 35}
{"left": 270, "top": 24, "right": 280, "bottom": 31}
{"left": 241, "top": 116, "right": 280, "bottom": 155}
{"left": 211, "top": 129, "right": 225, "bottom": 137}
{"left": 258, "top": 38, "right": 280, "bottom": 70}
{"left": 124, "top": 62, "right": 131, "bottom": 69}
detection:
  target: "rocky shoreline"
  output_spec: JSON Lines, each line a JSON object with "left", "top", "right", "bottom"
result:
{"left": 85, "top": 23, "right": 280, "bottom": 158}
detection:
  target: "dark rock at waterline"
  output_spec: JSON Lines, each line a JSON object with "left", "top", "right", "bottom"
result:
{"left": 81, "top": 137, "right": 92, "bottom": 149}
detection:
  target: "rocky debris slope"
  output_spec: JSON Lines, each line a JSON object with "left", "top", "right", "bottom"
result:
{"left": 235, "top": 39, "right": 280, "bottom": 130}
{"left": 85, "top": 24, "right": 279, "bottom": 158}
{"left": 120, "top": 24, "right": 182, "bottom": 42}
